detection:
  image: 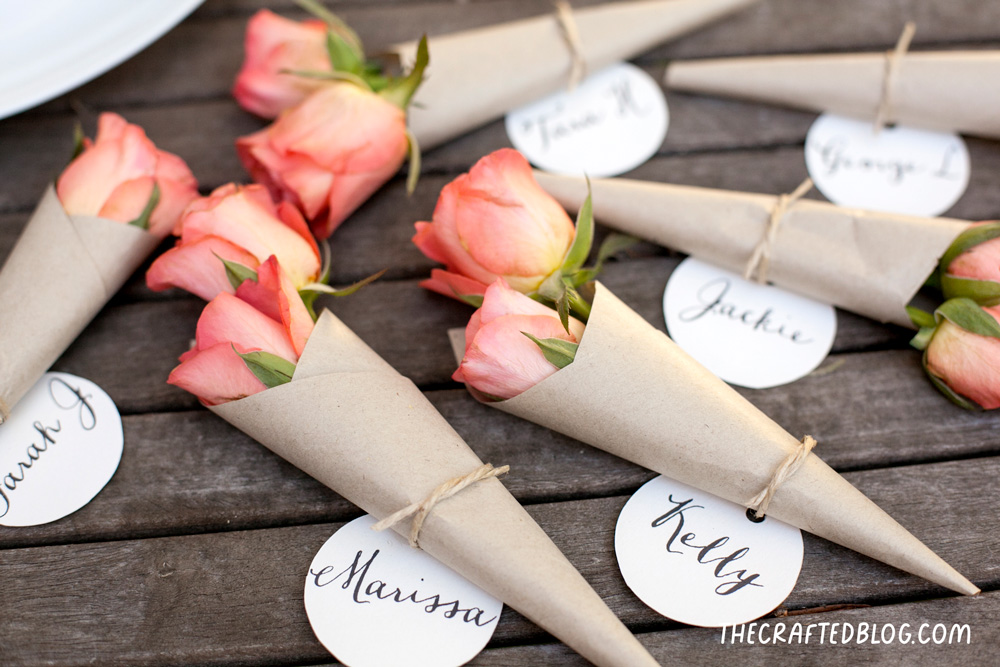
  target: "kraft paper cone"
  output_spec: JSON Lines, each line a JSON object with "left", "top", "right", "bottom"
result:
{"left": 665, "top": 51, "right": 1000, "bottom": 139}
{"left": 394, "top": 0, "right": 759, "bottom": 149}
{"left": 461, "top": 283, "right": 977, "bottom": 595}
{"left": 211, "top": 310, "right": 658, "bottom": 667}
{"left": 0, "top": 186, "right": 160, "bottom": 422}
{"left": 534, "top": 171, "right": 969, "bottom": 327}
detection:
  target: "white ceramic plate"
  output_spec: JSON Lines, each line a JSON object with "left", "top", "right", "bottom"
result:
{"left": 0, "top": 0, "right": 205, "bottom": 120}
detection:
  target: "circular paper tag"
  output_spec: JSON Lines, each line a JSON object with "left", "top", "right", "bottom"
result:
{"left": 805, "top": 113, "right": 970, "bottom": 217}
{"left": 615, "top": 476, "right": 804, "bottom": 628}
{"left": 0, "top": 372, "right": 123, "bottom": 526}
{"left": 304, "top": 515, "right": 502, "bottom": 667}
{"left": 505, "top": 62, "right": 668, "bottom": 177}
{"left": 663, "top": 258, "right": 837, "bottom": 389}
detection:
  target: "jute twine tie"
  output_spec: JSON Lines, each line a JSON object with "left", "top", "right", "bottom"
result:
{"left": 874, "top": 22, "right": 917, "bottom": 133}
{"left": 743, "top": 177, "right": 814, "bottom": 284}
{"left": 554, "top": 1, "right": 587, "bottom": 90}
{"left": 747, "top": 436, "right": 817, "bottom": 519}
{"left": 372, "top": 463, "right": 510, "bottom": 548}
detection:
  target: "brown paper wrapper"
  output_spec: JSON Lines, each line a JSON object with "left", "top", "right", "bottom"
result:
{"left": 394, "top": 0, "right": 759, "bottom": 149}
{"left": 665, "top": 51, "right": 1000, "bottom": 139}
{"left": 0, "top": 186, "right": 160, "bottom": 421}
{"left": 211, "top": 310, "right": 658, "bottom": 667}
{"left": 534, "top": 171, "right": 970, "bottom": 327}
{"left": 454, "top": 283, "right": 977, "bottom": 595}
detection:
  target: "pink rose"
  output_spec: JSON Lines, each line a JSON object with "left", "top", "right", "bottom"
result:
{"left": 923, "top": 303, "right": 1000, "bottom": 409}
{"left": 232, "top": 9, "right": 329, "bottom": 118}
{"left": 168, "top": 255, "right": 314, "bottom": 406}
{"left": 56, "top": 112, "right": 198, "bottom": 238}
{"left": 413, "top": 149, "right": 575, "bottom": 299}
{"left": 146, "top": 183, "right": 321, "bottom": 301}
{"left": 237, "top": 82, "right": 409, "bottom": 240}
{"left": 941, "top": 221, "right": 1000, "bottom": 304}
{"left": 454, "top": 279, "right": 584, "bottom": 400}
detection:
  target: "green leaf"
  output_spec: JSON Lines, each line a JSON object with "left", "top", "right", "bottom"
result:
{"left": 909, "top": 326, "right": 935, "bottom": 351}
{"left": 237, "top": 348, "right": 296, "bottom": 389}
{"left": 127, "top": 181, "right": 160, "bottom": 230}
{"left": 71, "top": 122, "right": 86, "bottom": 160}
{"left": 522, "top": 332, "right": 578, "bottom": 369}
{"left": 938, "top": 222, "right": 1000, "bottom": 274}
{"left": 405, "top": 129, "right": 421, "bottom": 195}
{"left": 379, "top": 35, "right": 428, "bottom": 110}
{"left": 214, "top": 254, "right": 259, "bottom": 291}
{"left": 326, "top": 31, "right": 363, "bottom": 74}
{"left": 906, "top": 306, "right": 937, "bottom": 329}
{"left": 300, "top": 269, "right": 386, "bottom": 298}
{"left": 941, "top": 273, "right": 1000, "bottom": 306}
{"left": 922, "top": 355, "right": 980, "bottom": 410}
{"left": 936, "top": 297, "right": 1000, "bottom": 340}
{"left": 560, "top": 181, "right": 594, "bottom": 275}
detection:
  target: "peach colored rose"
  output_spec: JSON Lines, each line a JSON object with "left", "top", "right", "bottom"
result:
{"left": 413, "top": 149, "right": 575, "bottom": 299}
{"left": 454, "top": 279, "right": 584, "bottom": 400}
{"left": 168, "top": 256, "right": 313, "bottom": 406}
{"left": 146, "top": 183, "right": 321, "bottom": 301}
{"left": 942, "top": 221, "right": 1000, "bottom": 304}
{"left": 925, "top": 304, "right": 1000, "bottom": 409}
{"left": 232, "top": 9, "right": 329, "bottom": 118}
{"left": 237, "top": 82, "right": 409, "bottom": 240}
{"left": 56, "top": 113, "right": 198, "bottom": 238}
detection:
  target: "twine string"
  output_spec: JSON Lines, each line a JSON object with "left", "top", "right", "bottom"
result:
{"left": 743, "top": 177, "right": 814, "bottom": 284}
{"left": 874, "top": 22, "right": 917, "bottom": 133}
{"left": 748, "top": 436, "right": 817, "bottom": 519}
{"left": 554, "top": 1, "right": 587, "bottom": 90}
{"left": 372, "top": 463, "right": 510, "bottom": 548}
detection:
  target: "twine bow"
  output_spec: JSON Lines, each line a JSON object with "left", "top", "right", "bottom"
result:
{"left": 744, "top": 178, "right": 814, "bottom": 284}
{"left": 747, "top": 435, "right": 817, "bottom": 519}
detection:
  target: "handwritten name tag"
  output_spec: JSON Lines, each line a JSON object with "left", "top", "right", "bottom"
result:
{"left": 0, "top": 372, "right": 123, "bottom": 526}
{"left": 505, "top": 62, "right": 668, "bottom": 177}
{"left": 664, "top": 258, "right": 837, "bottom": 388}
{"left": 304, "top": 515, "right": 502, "bottom": 667}
{"left": 615, "top": 476, "right": 803, "bottom": 628}
{"left": 805, "top": 113, "right": 970, "bottom": 217}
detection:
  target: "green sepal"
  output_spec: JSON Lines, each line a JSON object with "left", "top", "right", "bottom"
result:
{"left": 127, "top": 182, "right": 160, "bottom": 230}
{"left": 906, "top": 306, "right": 936, "bottom": 330}
{"left": 555, "top": 288, "right": 571, "bottom": 334}
{"left": 909, "top": 326, "right": 935, "bottom": 351}
{"left": 405, "top": 129, "right": 421, "bottom": 195}
{"left": 938, "top": 222, "right": 1000, "bottom": 275}
{"left": 318, "top": 238, "right": 332, "bottom": 285}
{"left": 300, "top": 268, "right": 385, "bottom": 298}
{"left": 236, "top": 347, "right": 296, "bottom": 389}
{"left": 283, "top": 68, "right": 371, "bottom": 92}
{"left": 922, "top": 355, "right": 980, "bottom": 411}
{"left": 326, "top": 31, "right": 364, "bottom": 75}
{"left": 71, "top": 122, "right": 86, "bottom": 160}
{"left": 935, "top": 297, "right": 1000, "bottom": 340}
{"left": 296, "top": 0, "right": 364, "bottom": 55}
{"left": 522, "top": 332, "right": 578, "bottom": 369}
{"left": 452, "top": 291, "right": 484, "bottom": 308}
{"left": 215, "top": 254, "right": 259, "bottom": 291}
{"left": 379, "top": 35, "right": 428, "bottom": 111}
{"left": 571, "top": 233, "right": 638, "bottom": 285}
{"left": 941, "top": 273, "right": 1000, "bottom": 306}
{"left": 560, "top": 182, "right": 594, "bottom": 275}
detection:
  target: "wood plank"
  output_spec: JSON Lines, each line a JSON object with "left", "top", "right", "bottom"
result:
{"left": 476, "top": 590, "right": 1000, "bottom": 665}
{"left": 0, "top": 456, "right": 995, "bottom": 665}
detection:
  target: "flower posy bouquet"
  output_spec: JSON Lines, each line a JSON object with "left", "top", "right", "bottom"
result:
{"left": 233, "top": 1, "right": 428, "bottom": 240}
{"left": 534, "top": 171, "right": 1000, "bottom": 410}
{"left": 152, "top": 193, "right": 658, "bottom": 667}
{"left": 415, "top": 149, "right": 979, "bottom": 597}
{"left": 0, "top": 113, "right": 198, "bottom": 422}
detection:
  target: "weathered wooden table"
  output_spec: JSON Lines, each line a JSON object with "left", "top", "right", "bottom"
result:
{"left": 1, "top": 0, "right": 998, "bottom": 664}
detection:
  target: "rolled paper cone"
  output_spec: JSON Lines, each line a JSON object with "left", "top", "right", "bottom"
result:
{"left": 394, "top": 0, "right": 760, "bottom": 149}
{"left": 665, "top": 51, "right": 1000, "bottom": 139}
{"left": 212, "top": 310, "right": 659, "bottom": 667}
{"left": 534, "top": 171, "right": 970, "bottom": 327}
{"left": 476, "top": 283, "right": 977, "bottom": 596}
{"left": 0, "top": 185, "right": 160, "bottom": 422}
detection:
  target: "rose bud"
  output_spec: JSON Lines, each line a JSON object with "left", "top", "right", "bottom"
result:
{"left": 939, "top": 221, "right": 1000, "bottom": 306}
{"left": 232, "top": 9, "right": 329, "bottom": 118}
{"left": 454, "top": 279, "right": 584, "bottom": 400}
{"left": 910, "top": 298, "right": 1000, "bottom": 410}
{"left": 146, "top": 183, "right": 321, "bottom": 301}
{"left": 56, "top": 112, "right": 198, "bottom": 238}
{"left": 168, "top": 256, "right": 313, "bottom": 406}
{"left": 413, "top": 149, "right": 576, "bottom": 300}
